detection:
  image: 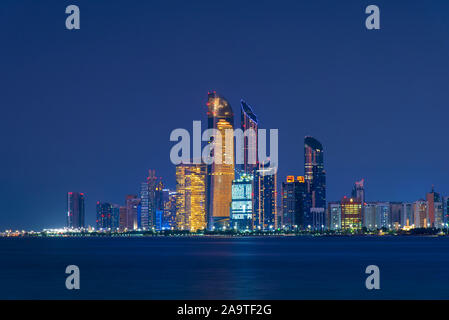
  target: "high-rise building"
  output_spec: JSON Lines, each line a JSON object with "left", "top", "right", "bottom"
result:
{"left": 426, "top": 186, "right": 441, "bottom": 227}
{"left": 363, "top": 203, "right": 377, "bottom": 230}
{"left": 434, "top": 201, "right": 444, "bottom": 229}
{"left": 176, "top": 163, "right": 207, "bottom": 231}
{"left": 67, "top": 192, "right": 85, "bottom": 229}
{"left": 240, "top": 99, "right": 258, "bottom": 175}
{"left": 206, "top": 91, "right": 235, "bottom": 230}
{"left": 375, "top": 202, "right": 390, "bottom": 229}
{"left": 443, "top": 196, "right": 449, "bottom": 225}
{"left": 96, "top": 202, "right": 120, "bottom": 230}
{"left": 119, "top": 206, "right": 127, "bottom": 231}
{"left": 413, "top": 200, "right": 427, "bottom": 228}
{"left": 328, "top": 202, "right": 342, "bottom": 230}
{"left": 340, "top": 197, "right": 362, "bottom": 230}
{"left": 96, "top": 202, "right": 111, "bottom": 230}
{"left": 140, "top": 170, "right": 163, "bottom": 230}
{"left": 253, "top": 164, "right": 277, "bottom": 230}
{"left": 281, "top": 176, "right": 307, "bottom": 229}
{"left": 402, "top": 203, "right": 414, "bottom": 227}
{"left": 351, "top": 179, "right": 365, "bottom": 203}
{"left": 125, "top": 195, "right": 140, "bottom": 230}
{"left": 390, "top": 202, "right": 403, "bottom": 229}
{"left": 111, "top": 204, "right": 120, "bottom": 230}
{"left": 230, "top": 174, "right": 253, "bottom": 231}
{"left": 162, "top": 190, "right": 177, "bottom": 230}
{"left": 304, "top": 136, "right": 326, "bottom": 228}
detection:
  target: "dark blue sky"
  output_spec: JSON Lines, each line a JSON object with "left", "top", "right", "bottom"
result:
{"left": 1, "top": 0, "right": 448, "bottom": 229}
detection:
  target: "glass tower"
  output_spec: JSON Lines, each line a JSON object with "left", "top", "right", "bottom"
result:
{"left": 253, "top": 164, "right": 278, "bottom": 230}
{"left": 67, "top": 192, "right": 85, "bottom": 229}
{"left": 240, "top": 99, "right": 258, "bottom": 176}
{"left": 304, "top": 136, "right": 326, "bottom": 228}
{"left": 231, "top": 173, "right": 253, "bottom": 231}
{"left": 206, "top": 91, "right": 235, "bottom": 230}
{"left": 281, "top": 176, "right": 307, "bottom": 230}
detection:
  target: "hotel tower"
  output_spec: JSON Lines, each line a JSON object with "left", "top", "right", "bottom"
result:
{"left": 206, "top": 91, "right": 235, "bottom": 230}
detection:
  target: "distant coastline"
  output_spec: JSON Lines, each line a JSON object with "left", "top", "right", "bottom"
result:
{"left": 1, "top": 228, "right": 447, "bottom": 238}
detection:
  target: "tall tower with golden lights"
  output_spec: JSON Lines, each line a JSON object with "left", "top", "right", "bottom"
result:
{"left": 175, "top": 163, "right": 207, "bottom": 231}
{"left": 206, "top": 91, "right": 235, "bottom": 230}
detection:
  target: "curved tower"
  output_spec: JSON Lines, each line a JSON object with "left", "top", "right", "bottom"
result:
{"left": 240, "top": 99, "right": 258, "bottom": 175}
{"left": 206, "top": 91, "right": 235, "bottom": 230}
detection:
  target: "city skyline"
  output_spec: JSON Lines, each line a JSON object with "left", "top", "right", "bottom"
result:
{"left": 38, "top": 91, "right": 449, "bottom": 232}
{"left": 2, "top": 0, "right": 449, "bottom": 230}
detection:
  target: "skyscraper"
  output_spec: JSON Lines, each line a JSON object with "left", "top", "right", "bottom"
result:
{"left": 162, "top": 190, "right": 177, "bottom": 230}
{"left": 240, "top": 99, "right": 258, "bottom": 176}
{"left": 281, "top": 176, "right": 307, "bottom": 229}
{"left": 206, "top": 91, "right": 235, "bottom": 230}
{"left": 96, "top": 201, "right": 111, "bottom": 230}
{"left": 67, "top": 192, "right": 85, "bottom": 229}
{"left": 253, "top": 164, "right": 277, "bottom": 230}
{"left": 176, "top": 163, "right": 207, "bottom": 231}
{"left": 96, "top": 202, "right": 120, "bottom": 230}
{"left": 230, "top": 173, "right": 253, "bottom": 231}
{"left": 140, "top": 170, "right": 163, "bottom": 230}
{"left": 304, "top": 136, "right": 326, "bottom": 228}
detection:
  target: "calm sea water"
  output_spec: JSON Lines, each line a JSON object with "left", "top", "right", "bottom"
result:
{"left": 0, "top": 236, "right": 448, "bottom": 299}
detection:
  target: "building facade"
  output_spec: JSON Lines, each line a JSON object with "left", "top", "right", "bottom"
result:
{"left": 230, "top": 174, "right": 253, "bottom": 231}
{"left": 240, "top": 99, "right": 258, "bottom": 175}
{"left": 253, "top": 164, "right": 277, "bottom": 230}
{"left": 304, "top": 136, "right": 326, "bottom": 228}
{"left": 282, "top": 176, "right": 307, "bottom": 229}
{"left": 341, "top": 197, "right": 362, "bottom": 230}
{"left": 67, "top": 192, "right": 85, "bottom": 229}
{"left": 176, "top": 163, "right": 207, "bottom": 231}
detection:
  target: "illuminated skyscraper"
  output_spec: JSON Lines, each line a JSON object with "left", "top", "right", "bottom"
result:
{"left": 230, "top": 174, "right": 253, "bottom": 231}
{"left": 140, "top": 170, "right": 163, "bottom": 230}
{"left": 240, "top": 99, "right": 258, "bottom": 175}
{"left": 304, "top": 137, "right": 326, "bottom": 228}
{"left": 176, "top": 163, "right": 207, "bottom": 231}
{"left": 281, "top": 176, "right": 307, "bottom": 229}
{"left": 67, "top": 192, "right": 85, "bottom": 229}
{"left": 162, "top": 190, "right": 177, "bottom": 230}
{"left": 206, "top": 91, "right": 234, "bottom": 230}
{"left": 340, "top": 197, "right": 362, "bottom": 230}
{"left": 253, "top": 164, "right": 278, "bottom": 230}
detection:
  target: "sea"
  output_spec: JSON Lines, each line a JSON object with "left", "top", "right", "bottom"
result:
{"left": 0, "top": 236, "right": 448, "bottom": 299}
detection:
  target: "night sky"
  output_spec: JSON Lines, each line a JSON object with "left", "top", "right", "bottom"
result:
{"left": 1, "top": 0, "right": 448, "bottom": 230}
